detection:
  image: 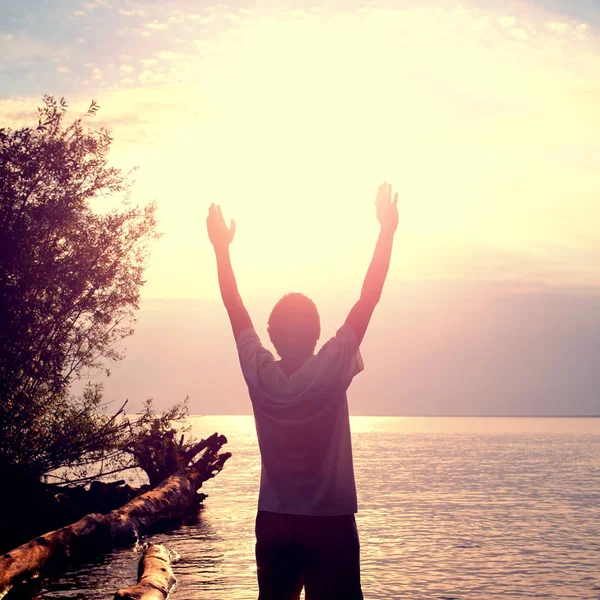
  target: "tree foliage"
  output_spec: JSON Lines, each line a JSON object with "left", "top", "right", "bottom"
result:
{"left": 0, "top": 96, "right": 160, "bottom": 477}
{"left": 46, "top": 397, "right": 196, "bottom": 488}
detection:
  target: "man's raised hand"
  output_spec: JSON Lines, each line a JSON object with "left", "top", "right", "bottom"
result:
{"left": 207, "top": 203, "right": 236, "bottom": 250}
{"left": 376, "top": 181, "right": 399, "bottom": 234}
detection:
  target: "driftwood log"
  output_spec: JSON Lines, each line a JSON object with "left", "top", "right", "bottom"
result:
{"left": 0, "top": 433, "right": 230, "bottom": 599}
{"left": 115, "top": 544, "right": 176, "bottom": 600}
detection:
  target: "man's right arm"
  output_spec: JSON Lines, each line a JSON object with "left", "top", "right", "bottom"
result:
{"left": 207, "top": 203, "right": 253, "bottom": 340}
{"left": 345, "top": 182, "right": 398, "bottom": 345}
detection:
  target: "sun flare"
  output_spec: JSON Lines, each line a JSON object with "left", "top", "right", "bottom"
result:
{"left": 2, "top": 2, "right": 599, "bottom": 298}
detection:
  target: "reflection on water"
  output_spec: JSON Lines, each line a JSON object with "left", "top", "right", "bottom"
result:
{"left": 38, "top": 417, "right": 600, "bottom": 599}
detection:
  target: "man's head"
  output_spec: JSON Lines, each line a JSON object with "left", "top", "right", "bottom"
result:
{"left": 268, "top": 293, "right": 321, "bottom": 360}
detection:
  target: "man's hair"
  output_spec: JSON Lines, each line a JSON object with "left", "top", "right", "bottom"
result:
{"left": 268, "top": 293, "right": 321, "bottom": 359}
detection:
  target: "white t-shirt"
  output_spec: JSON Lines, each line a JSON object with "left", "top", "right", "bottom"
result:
{"left": 236, "top": 323, "right": 364, "bottom": 516}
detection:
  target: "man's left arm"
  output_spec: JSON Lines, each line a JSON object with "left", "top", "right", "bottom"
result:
{"left": 207, "top": 203, "right": 253, "bottom": 339}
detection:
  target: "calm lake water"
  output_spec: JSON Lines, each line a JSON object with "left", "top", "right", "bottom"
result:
{"left": 38, "top": 416, "right": 600, "bottom": 599}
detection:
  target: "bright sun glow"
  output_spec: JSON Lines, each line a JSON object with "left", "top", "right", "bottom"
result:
{"left": 2, "top": 2, "right": 599, "bottom": 299}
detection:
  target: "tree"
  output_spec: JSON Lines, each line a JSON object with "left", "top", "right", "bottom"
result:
{"left": 48, "top": 397, "right": 198, "bottom": 488}
{"left": 0, "top": 95, "right": 160, "bottom": 479}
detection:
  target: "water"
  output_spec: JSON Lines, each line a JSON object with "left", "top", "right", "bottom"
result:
{"left": 36, "top": 416, "right": 600, "bottom": 599}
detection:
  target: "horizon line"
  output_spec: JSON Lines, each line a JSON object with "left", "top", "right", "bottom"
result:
{"left": 181, "top": 413, "right": 600, "bottom": 419}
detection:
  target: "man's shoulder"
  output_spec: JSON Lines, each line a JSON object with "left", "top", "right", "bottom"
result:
{"left": 317, "top": 323, "right": 360, "bottom": 358}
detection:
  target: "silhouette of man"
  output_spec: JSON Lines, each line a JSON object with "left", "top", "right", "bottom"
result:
{"left": 207, "top": 182, "right": 398, "bottom": 600}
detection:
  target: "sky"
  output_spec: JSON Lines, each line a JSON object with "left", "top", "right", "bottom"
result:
{"left": 1, "top": 0, "right": 600, "bottom": 415}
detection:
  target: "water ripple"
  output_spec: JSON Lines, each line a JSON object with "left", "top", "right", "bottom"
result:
{"left": 38, "top": 417, "right": 600, "bottom": 600}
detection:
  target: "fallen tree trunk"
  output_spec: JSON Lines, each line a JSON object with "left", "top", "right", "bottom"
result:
{"left": 0, "top": 433, "right": 230, "bottom": 599}
{"left": 114, "top": 544, "right": 176, "bottom": 600}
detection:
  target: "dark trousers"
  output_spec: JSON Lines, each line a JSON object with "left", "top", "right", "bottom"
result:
{"left": 255, "top": 510, "right": 363, "bottom": 600}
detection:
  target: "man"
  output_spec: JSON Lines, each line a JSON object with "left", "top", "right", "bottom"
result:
{"left": 207, "top": 182, "right": 398, "bottom": 600}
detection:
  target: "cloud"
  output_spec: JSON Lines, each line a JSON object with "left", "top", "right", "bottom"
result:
{"left": 139, "top": 69, "right": 165, "bottom": 84}
{"left": 0, "top": 32, "right": 52, "bottom": 82}
{"left": 188, "top": 14, "right": 215, "bottom": 24}
{"left": 499, "top": 15, "right": 516, "bottom": 28}
{"left": 403, "top": 243, "right": 600, "bottom": 288}
{"left": 145, "top": 20, "right": 168, "bottom": 31}
{"left": 222, "top": 13, "right": 241, "bottom": 23}
{"left": 156, "top": 50, "right": 185, "bottom": 61}
{"left": 56, "top": 65, "right": 70, "bottom": 73}
{"left": 290, "top": 9, "right": 310, "bottom": 19}
{"left": 511, "top": 27, "right": 529, "bottom": 40}
{"left": 118, "top": 8, "right": 146, "bottom": 17}
{"left": 546, "top": 21, "right": 570, "bottom": 35}
{"left": 192, "top": 39, "right": 213, "bottom": 49}
{"left": 0, "top": 98, "right": 42, "bottom": 128}
{"left": 83, "top": 0, "right": 109, "bottom": 9}
{"left": 120, "top": 64, "right": 134, "bottom": 73}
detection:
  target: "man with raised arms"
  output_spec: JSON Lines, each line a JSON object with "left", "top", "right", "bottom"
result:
{"left": 207, "top": 182, "right": 398, "bottom": 600}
